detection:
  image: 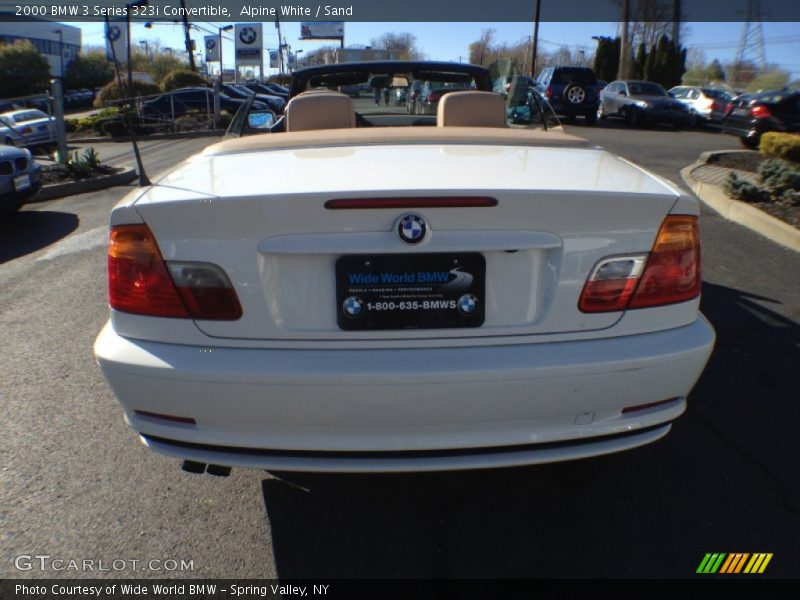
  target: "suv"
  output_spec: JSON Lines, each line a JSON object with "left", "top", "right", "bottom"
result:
{"left": 535, "top": 66, "right": 600, "bottom": 124}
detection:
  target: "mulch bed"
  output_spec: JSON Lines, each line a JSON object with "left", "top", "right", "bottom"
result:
{"left": 750, "top": 201, "right": 800, "bottom": 229}
{"left": 40, "top": 164, "right": 122, "bottom": 186}
{"left": 710, "top": 151, "right": 799, "bottom": 229}
{"left": 707, "top": 151, "right": 763, "bottom": 172}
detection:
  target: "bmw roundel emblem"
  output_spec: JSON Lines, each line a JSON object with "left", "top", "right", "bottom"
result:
{"left": 343, "top": 296, "right": 363, "bottom": 318}
{"left": 239, "top": 27, "right": 258, "bottom": 45}
{"left": 397, "top": 214, "right": 427, "bottom": 244}
{"left": 107, "top": 25, "right": 121, "bottom": 42}
{"left": 206, "top": 39, "right": 216, "bottom": 50}
{"left": 457, "top": 293, "right": 479, "bottom": 316}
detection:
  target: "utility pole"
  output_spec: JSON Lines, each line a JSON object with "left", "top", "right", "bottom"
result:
{"left": 672, "top": 0, "right": 682, "bottom": 46}
{"left": 180, "top": 0, "right": 196, "bottom": 71}
{"left": 530, "top": 0, "right": 541, "bottom": 77}
{"left": 276, "top": 15, "right": 285, "bottom": 78}
{"left": 618, "top": 0, "right": 631, "bottom": 80}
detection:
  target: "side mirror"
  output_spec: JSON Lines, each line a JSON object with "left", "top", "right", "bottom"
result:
{"left": 619, "top": 90, "right": 627, "bottom": 97}
{"left": 247, "top": 111, "right": 276, "bottom": 130}
{"left": 667, "top": 91, "right": 675, "bottom": 98}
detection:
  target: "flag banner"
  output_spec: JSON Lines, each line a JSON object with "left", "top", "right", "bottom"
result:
{"left": 205, "top": 36, "right": 220, "bottom": 62}
{"left": 104, "top": 20, "right": 127, "bottom": 64}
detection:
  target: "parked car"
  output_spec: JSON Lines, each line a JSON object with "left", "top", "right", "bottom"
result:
{"left": 668, "top": 86, "right": 732, "bottom": 125}
{"left": 405, "top": 80, "right": 424, "bottom": 114}
{"left": 140, "top": 88, "right": 266, "bottom": 120}
{"left": 598, "top": 80, "right": 691, "bottom": 128}
{"left": 220, "top": 83, "right": 285, "bottom": 113}
{"left": 0, "top": 145, "right": 42, "bottom": 215}
{"left": 64, "top": 88, "right": 94, "bottom": 109}
{"left": 0, "top": 109, "right": 56, "bottom": 149}
{"left": 95, "top": 60, "right": 714, "bottom": 474}
{"left": 415, "top": 81, "right": 469, "bottom": 115}
{"left": 395, "top": 86, "right": 408, "bottom": 105}
{"left": 721, "top": 89, "right": 800, "bottom": 149}
{"left": 243, "top": 82, "right": 289, "bottom": 101}
{"left": 535, "top": 66, "right": 600, "bottom": 124}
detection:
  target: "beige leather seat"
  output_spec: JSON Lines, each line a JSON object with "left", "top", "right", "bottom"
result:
{"left": 437, "top": 91, "right": 507, "bottom": 128}
{"left": 284, "top": 91, "right": 356, "bottom": 132}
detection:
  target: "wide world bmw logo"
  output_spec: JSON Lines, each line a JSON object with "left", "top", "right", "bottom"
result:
{"left": 397, "top": 214, "right": 427, "bottom": 244}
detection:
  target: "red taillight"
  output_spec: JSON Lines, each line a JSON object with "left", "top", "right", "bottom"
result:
{"left": 20, "top": 126, "right": 32, "bottom": 135}
{"left": 545, "top": 86, "right": 553, "bottom": 100}
{"left": 709, "top": 101, "right": 720, "bottom": 111}
{"left": 578, "top": 255, "right": 648, "bottom": 313}
{"left": 629, "top": 215, "right": 701, "bottom": 308}
{"left": 108, "top": 224, "right": 241, "bottom": 320}
{"left": 427, "top": 91, "right": 442, "bottom": 103}
{"left": 108, "top": 225, "right": 189, "bottom": 318}
{"left": 578, "top": 215, "right": 701, "bottom": 313}
{"left": 750, "top": 104, "right": 772, "bottom": 119}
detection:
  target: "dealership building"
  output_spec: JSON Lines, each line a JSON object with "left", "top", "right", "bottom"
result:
{"left": 0, "top": 21, "right": 81, "bottom": 78}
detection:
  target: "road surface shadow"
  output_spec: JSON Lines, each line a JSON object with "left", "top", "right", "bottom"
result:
{"left": 260, "top": 282, "right": 799, "bottom": 579}
{"left": 0, "top": 210, "right": 79, "bottom": 264}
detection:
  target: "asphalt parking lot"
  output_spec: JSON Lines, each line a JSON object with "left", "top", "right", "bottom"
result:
{"left": 1, "top": 121, "right": 798, "bottom": 581}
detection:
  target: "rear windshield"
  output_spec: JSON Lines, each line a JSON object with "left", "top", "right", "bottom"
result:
{"left": 551, "top": 69, "right": 597, "bottom": 86}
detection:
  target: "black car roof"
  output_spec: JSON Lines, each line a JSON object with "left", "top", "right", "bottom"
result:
{"left": 290, "top": 61, "right": 491, "bottom": 97}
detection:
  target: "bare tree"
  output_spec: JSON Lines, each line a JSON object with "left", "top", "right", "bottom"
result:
{"left": 369, "top": 32, "right": 422, "bottom": 61}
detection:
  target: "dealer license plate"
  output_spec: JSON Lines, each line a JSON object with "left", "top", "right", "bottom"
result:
{"left": 336, "top": 253, "right": 486, "bottom": 331}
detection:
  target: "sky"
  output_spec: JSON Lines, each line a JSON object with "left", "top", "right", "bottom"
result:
{"left": 73, "top": 20, "right": 800, "bottom": 79}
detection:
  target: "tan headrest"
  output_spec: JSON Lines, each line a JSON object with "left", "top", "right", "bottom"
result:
{"left": 285, "top": 91, "right": 356, "bottom": 132}
{"left": 437, "top": 91, "right": 507, "bottom": 128}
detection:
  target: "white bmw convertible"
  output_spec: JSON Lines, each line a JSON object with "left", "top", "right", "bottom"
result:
{"left": 94, "top": 62, "right": 715, "bottom": 473}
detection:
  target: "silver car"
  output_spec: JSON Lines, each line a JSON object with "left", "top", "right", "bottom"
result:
{"left": 668, "top": 86, "right": 733, "bottom": 126}
{"left": 0, "top": 109, "right": 56, "bottom": 149}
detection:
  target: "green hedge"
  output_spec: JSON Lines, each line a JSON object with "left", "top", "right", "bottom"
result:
{"left": 94, "top": 80, "right": 161, "bottom": 107}
{"left": 160, "top": 69, "right": 208, "bottom": 91}
{"left": 759, "top": 132, "right": 800, "bottom": 164}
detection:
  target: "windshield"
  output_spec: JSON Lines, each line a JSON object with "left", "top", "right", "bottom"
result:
{"left": 628, "top": 82, "right": 667, "bottom": 96}
{"left": 13, "top": 110, "right": 48, "bottom": 122}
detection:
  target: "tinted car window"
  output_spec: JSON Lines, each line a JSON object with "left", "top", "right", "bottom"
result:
{"left": 551, "top": 69, "right": 596, "bottom": 85}
{"left": 628, "top": 82, "right": 667, "bottom": 96}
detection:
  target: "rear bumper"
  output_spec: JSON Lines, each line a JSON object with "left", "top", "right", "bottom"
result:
{"left": 94, "top": 315, "right": 715, "bottom": 472}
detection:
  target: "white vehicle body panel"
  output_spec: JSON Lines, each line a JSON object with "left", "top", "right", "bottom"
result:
{"left": 95, "top": 132, "right": 715, "bottom": 472}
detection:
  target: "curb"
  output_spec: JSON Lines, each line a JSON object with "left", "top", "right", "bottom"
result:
{"left": 69, "top": 130, "right": 223, "bottom": 144}
{"left": 29, "top": 168, "right": 138, "bottom": 203}
{"left": 681, "top": 157, "right": 800, "bottom": 253}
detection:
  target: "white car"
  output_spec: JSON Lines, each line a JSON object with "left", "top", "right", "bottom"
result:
{"left": 94, "top": 61, "right": 715, "bottom": 473}
{"left": 0, "top": 109, "right": 56, "bottom": 149}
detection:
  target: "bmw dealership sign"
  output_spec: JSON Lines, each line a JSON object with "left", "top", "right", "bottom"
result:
{"left": 234, "top": 23, "right": 262, "bottom": 66}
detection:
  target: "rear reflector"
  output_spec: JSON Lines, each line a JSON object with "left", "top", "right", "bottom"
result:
{"left": 622, "top": 397, "right": 680, "bottom": 414}
{"left": 579, "top": 215, "right": 701, "bottom": 313}
{"left": 135, "top": 410, "right": 196, "bottom": 425}
{"left": 108, "top": 225, "right": 242, "bottom": 320}
{"left": 325, "top": 197, "right": 498, "bottom": 209}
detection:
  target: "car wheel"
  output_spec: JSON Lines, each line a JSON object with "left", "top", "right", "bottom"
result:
{"left": 563, "top": 83, "right": 586, "bottom": 106}
{"left": 584, "top": 111, "right": 597, "bottom": 125}
{"left": 626, "top": 108, "right": 640, "bottom": 127}
{"left": 740, "top": 135, "right": 759, "bottom": 150}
